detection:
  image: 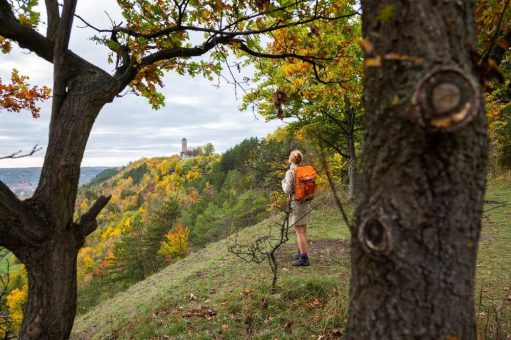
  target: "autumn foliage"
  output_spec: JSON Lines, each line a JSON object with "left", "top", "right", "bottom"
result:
{"left": 159, "top": 224, "right": 191, "bottom": 263}
{"left": 0, "top": 69, "right": 51, "bottom": 118}
{"left": 6, "top": 287, "right": 27, "bottom": 333}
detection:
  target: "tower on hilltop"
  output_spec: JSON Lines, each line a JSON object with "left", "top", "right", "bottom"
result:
{"left": 180, "top": 137, "right": 191, "bottom": 159}
{"left": 181, "top": 137, "right": 187, "bottom": 153}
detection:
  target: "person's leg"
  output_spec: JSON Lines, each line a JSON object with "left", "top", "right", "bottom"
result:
{"left": 294, "top": 226, "right": 302, "bottom": 259}
{"left": 293, "top": 225, "right": 309, "bottom": 266}
{"left": 295, "top": 225, "right": 308, "bottom": 254}
{"left": 302, "top": 224, "right": 308, "bottom": 253}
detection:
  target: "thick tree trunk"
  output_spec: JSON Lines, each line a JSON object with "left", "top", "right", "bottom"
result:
{"left": 34, "top": 68, "right": 118, "bottom": 227}
{"left": 347, "top": 1, "right": 487, "bottom": 339}
{"left": 1, "top": 67, "right": 118, "bottom": 339}
{"left": 16, "top": 230, "right": 81, "bottom": 339}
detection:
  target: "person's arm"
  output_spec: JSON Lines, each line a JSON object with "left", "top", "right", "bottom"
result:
{"left": 281, "top": 170, "right": 294, "bottom": 195}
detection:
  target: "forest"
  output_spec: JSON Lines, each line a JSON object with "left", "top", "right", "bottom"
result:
{"left": 0, "top": 0, "right": 510, "bottom": 339}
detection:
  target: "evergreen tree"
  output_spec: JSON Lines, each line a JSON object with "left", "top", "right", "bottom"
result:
{"left": 143, "top": 197, "right": 181, "bottom": 272}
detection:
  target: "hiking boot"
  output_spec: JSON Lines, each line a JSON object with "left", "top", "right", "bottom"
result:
{"left": 293, "top": 250, "right": 300, "bottom": 260}
{"left": 292, "top": 255, "right": 310, "bottom": 267}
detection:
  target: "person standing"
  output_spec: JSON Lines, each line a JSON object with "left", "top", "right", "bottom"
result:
{"left": 282, "top": 150, "right": 312, "bottom": 266}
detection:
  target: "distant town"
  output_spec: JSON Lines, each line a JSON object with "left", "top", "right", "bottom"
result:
{"left": 0, "top": 167, "right": 107, "bottom": 197}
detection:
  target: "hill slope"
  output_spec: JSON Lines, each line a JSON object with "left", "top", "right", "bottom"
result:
{"left": 72, "top": 181, "right": 511, "bottom": 339}
{"left": 72, "top": 208, "right": 351, "bottom": 339}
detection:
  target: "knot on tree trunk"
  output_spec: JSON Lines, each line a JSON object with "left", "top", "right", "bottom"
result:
{"left": 412, "top": 66, "right": 479, "bottom": 131}
{"left": 358, "top": 214, "right": 394, "bottom": 257}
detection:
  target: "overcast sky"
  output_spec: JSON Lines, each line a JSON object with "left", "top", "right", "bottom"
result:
{"left": 0, "top": 1, "right": 283, "bottom": 168}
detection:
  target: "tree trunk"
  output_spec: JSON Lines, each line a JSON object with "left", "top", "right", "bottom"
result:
{"left": 347, "top": 1, "right": 487, "bottom": 339}
{"left": 347, "top": 133, "right": 357, "bottom": 201}
{"left": 1, "top": 67, "right": 118, "bottom": 339}
{"left": 16, "top": 230, "right": 81, "bottom": 340}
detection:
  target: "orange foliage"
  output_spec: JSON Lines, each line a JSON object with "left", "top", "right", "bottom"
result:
{"left": 0, "top": 69, "right": 51, "bottom": 117}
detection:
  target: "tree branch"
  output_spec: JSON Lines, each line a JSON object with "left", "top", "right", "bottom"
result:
{"left": 72, "top": 0, "right": 357, "bottom": 52}
{"left": 0, "top": 181, "right": 24, "bottom": 217}
{"left": 321, "top": 109, "right": 349, "bottom": 134}
{"left": 0, "top": 0, "right": 94, "bottom": 73}
{"left": 0, "top": 145, "right": 42, "bottom": 160}
{"left": 137, "top": 35, "right": 324, "bottom": 74}
{"left": 232, "top": 38, "right": 322, "bottom": 65}
{"left": 481, "top": 0, "right": 511, "bottom": 63}
{"left": 313, "top": 64, "right": 346, "bottom": 85}
{"left": 0, "top": 0, "right": 54, "bottom": 62}
{"left": 489, "top": 28, "right": 511, "bottom": 66}
{"left": 44, "top": 0, "right": 60, "bottom": 39}
{"left": 0, "top": 181, "right": 38, "bottom": 248}
{"left": 78, "top": 195, "right": 111, "bottom": 237}
{"left": 139, "top": 35, "right": 234, "bottom": 67}
{"left": 0, "top": 182, "right": 46, "bottom": 248}
{"left": 317, "top": 141, "right": 352, "bottom": 231}
{"left": 116, "top": 10, "right": 358, "bottom": 40}
{"left": 52, "top": 0, "right": 78, "bottom": 118}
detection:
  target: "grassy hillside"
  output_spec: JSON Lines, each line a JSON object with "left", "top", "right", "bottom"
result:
{"left": 72, "top": 206, "right": 351, "bottom": 339}
{"left": 72, "top": 181, "right": 511, "bottom": 339}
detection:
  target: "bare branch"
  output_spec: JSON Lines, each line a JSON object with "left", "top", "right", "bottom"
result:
{"left": 483, "top": 201, "right": 511, "bottom": 214}
{"left": 317, "top": 141, "right": 352, "bottom": 230}
{"left": 481, "top": 0, "right": 511, "bottom": 63}
{"left": 228, "top": 211, "right": 291, "bottom": 293}
{"left": 72, "top": 10, "right": 104, "bottom": 32}
{"left": 0, "top": 145, "right": 42, "bottom": 160}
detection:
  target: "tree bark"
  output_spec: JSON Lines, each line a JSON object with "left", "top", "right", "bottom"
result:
{"left": 347, "top": 1, "right": 487, "bottom": 339}
{"left": 347, "top": 139, "right": 356, "bottom": 201}
{"left": 16, "top": 230, "right": 81, "bottom": 339}
{"left": 346, "top": 102, "right": 357, "bottom": 201}
{"left": 1, "top": 65, "right": 117, "bottom": 339}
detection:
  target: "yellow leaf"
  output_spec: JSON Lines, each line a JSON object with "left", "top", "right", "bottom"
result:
{"left": 359, "top": 38, "right": 374, "bottom": 55}
{"left": 384, "top": 52, "right": 424, "bottom": 64}
{"left": 364, "top": 56, "right": 382, "bottom": 67}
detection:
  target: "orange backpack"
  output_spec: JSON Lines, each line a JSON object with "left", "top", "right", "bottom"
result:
{"left": 293, "top": 165, "right": 317, "bottom": 201}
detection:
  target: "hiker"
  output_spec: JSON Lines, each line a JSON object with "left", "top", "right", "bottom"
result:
{"left": 282, "top": 150, "right": 314, "bottom": 267}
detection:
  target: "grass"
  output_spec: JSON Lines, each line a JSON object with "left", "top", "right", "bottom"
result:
{"left": 72, "top": 207, "right": 351, "bottom": 340}
{"left": 475, "top": 179, "right": 511, "bottom": 338}
{"left": 72, "top": 182, "right": 511, "bottom": 339}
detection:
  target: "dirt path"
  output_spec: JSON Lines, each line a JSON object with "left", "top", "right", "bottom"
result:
{"left": 275, "top": 239, "right": 350, "bottom": 270}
